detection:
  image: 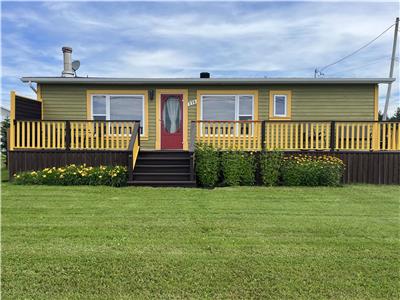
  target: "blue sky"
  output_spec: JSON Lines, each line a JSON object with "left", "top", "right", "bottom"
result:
{"left": 1, "top": 0, "right": 399, "bottom": 115}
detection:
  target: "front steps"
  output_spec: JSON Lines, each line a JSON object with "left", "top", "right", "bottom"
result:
{"left": 128, "top": 151, "right": 196, "bottom": 187}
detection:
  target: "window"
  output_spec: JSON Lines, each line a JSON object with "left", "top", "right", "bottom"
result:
{"left": 91, "top": 94, "right": 145, "bottom": 134}
{"left": 269, "top": 90, "right": 292, "bottom": 119}
{"left": 274, "top": 95, "right": 287, "bottom": 117}
{"left": 200, "top": 94, "right": 254, "bottom": 136}
{"left": 201, "top": 94, "right": 254, "bottom": 121}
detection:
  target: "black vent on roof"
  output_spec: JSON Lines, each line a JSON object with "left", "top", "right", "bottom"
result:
{"left": 200, "top": 72, "right": 210, "bottom": 78}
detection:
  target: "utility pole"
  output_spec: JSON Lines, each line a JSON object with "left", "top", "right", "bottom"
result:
{"left": 383, "top": 17, "right": 399, "bottom": 121}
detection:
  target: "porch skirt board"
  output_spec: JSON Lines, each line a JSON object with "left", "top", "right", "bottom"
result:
{"left": 7, "top": 150, "right": 400, "bottom": 185}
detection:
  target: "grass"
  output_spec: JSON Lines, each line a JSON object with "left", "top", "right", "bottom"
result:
{"left": 2, "top": 184, "right": 399, "bottom": 299}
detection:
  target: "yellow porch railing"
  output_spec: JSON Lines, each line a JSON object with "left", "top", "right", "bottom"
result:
{"left": 9, "top": 120, "right": 139, "bottom": 151}
{"left": 335, "top": 122, "right": 374, "bottom": 150}
{"left": 195, "top": 121, "right": 262, "bottom": 150}
{"left": 335, "top": 122, "right": 400, "bottom": 151}
{"left": 194, "top": 121, "right": 400, "bottom": 151}
{"left": 265, "top": 122, "right": 331, "bottom": 150}
{"left": 376, "top": 122, "right": 400, "bottom": 151}
{"left": 12, "top": 120, "right": 66, "bottom": 149}
{"left": 9, "top": 120, "right": 400, "bottom": 152}
{"left": 70, "top": 121, "right": 136, "bottom": 150}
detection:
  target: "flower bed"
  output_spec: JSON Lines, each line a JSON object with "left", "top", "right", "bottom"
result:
{"left": 13, "top": 164, "right": 128, "bottom": 187}
{"left": 281, "top": 154, "right": 345, "bottom": 186}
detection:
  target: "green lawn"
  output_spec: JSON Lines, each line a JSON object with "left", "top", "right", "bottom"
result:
{"left": 2, "top": 184, "right": 399, "bottom": 299}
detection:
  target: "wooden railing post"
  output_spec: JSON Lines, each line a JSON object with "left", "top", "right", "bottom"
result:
{"left": 189, "top": 121, "right": 197, "bottom": 152}
{"left": 372, "top": 122, "right": 380, "bottom": 151}
{"left": 65, "top": 121, "right": 71, "bottom": 150}
{"left": 261, "top": 121, "right": 266, "bottom": 151}
{"left": 9, "top": 120, "right": 15, "bottom": 151}
{"left": 9, "top": 91, "right": 15, "bottom": 151}
{"left": 330, "top": 121, "right": 336, "bottom": 151}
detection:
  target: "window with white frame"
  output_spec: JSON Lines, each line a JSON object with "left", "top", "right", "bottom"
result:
{"left": 91, "top": 94, "right": 145, "bottom": 134}
{"left": 201, "top": 94, "right": 254, "bottom": 135}
{"left": 201, "top": 94, "right": 254, "bottom": 121}
{"left": 273, "top": 95, "right": 287, "bottom": 117}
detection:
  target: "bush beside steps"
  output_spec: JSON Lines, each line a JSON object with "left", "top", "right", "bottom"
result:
{"left": 195, "top": 143, "right": 345, "bottom": 188}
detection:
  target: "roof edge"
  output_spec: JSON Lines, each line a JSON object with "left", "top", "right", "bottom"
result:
{"left": 20, "top": 77, "right": 396, "bottom": 85}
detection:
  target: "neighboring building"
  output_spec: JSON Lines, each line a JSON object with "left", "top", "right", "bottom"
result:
{"left": 1, "top": 106, "right": 10, "bottom": 121}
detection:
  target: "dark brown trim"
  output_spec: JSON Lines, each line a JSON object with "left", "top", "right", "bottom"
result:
{"left": 330, "top": 121, "right": 336, "bottom": 151}
{"left": 261, "top": 121, "right": 266, "bottom": 151}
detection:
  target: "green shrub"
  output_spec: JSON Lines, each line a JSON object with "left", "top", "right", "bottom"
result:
{"left": 239, "top": 151, "right": 256, "bottom": 186}
{"left": 221, "top": 150, "right": 256, "bottom": 186}
{"left": 13, "top": 164, "right": 128, "bottom": 187}
{"left": 195, "top": 143, "right": 220, "bottom": 188}
{"left": 260, "top": 151, "right": 283, "bottom": 186}
{"left": 221, "top": 150, "right": 242, "bottom": 186}
{"left": 281, "top": 155, "right": 345, "bottom": 186}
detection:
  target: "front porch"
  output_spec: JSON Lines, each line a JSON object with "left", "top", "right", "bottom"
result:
{"left": 7, "top": 92, "right": 400, "bottom": 185}
{"left": 8, "top": 118, "right": 400, "bottom": 185}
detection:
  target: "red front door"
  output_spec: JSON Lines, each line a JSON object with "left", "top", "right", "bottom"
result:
{"left": 161, "top": 94, "right": 183, "bottom": 149}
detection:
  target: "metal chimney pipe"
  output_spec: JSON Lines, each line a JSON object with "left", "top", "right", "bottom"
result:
{"left": 61, "top": 46, "right": 74, "bottom": 77}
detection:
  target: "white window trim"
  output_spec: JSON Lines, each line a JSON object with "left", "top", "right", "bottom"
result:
{"left": 273, "top": 94, "right": 287, "bottom": 117}
{"left": 91, "top": 94, "right": 145, "bottom": 135}
{"left": 200, "top": 94, "right": 254, "bottom": 136}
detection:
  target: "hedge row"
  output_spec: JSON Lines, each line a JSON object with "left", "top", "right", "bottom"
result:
{"left": 13, "top": 164, "right": 128, "bottom": 187}
{"left": 195, "top": 144, "right": 345, "bottom": 188}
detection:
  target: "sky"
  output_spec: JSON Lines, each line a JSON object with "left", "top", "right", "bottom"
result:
{"left": 1, "top": 0, "right": 399, "bottom": 116}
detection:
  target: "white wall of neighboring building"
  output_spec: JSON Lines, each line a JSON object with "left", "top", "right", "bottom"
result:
{"left": 1, "top": 107, "right": 10, "bottom": 121}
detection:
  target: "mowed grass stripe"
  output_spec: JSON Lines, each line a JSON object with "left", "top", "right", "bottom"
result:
{"left": 2, "top": 184, "right": 399, "bottom": 299}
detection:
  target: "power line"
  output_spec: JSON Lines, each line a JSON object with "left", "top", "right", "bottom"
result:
{"left": 329, "top": 56, "right": 392, "bottom": 75}
{"left": 315, "top": 22, "right": 396, "bottom": 76}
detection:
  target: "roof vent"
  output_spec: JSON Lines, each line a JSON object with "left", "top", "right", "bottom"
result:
{"left": 200, "top": 72, "right": 210, "bottom": 79}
